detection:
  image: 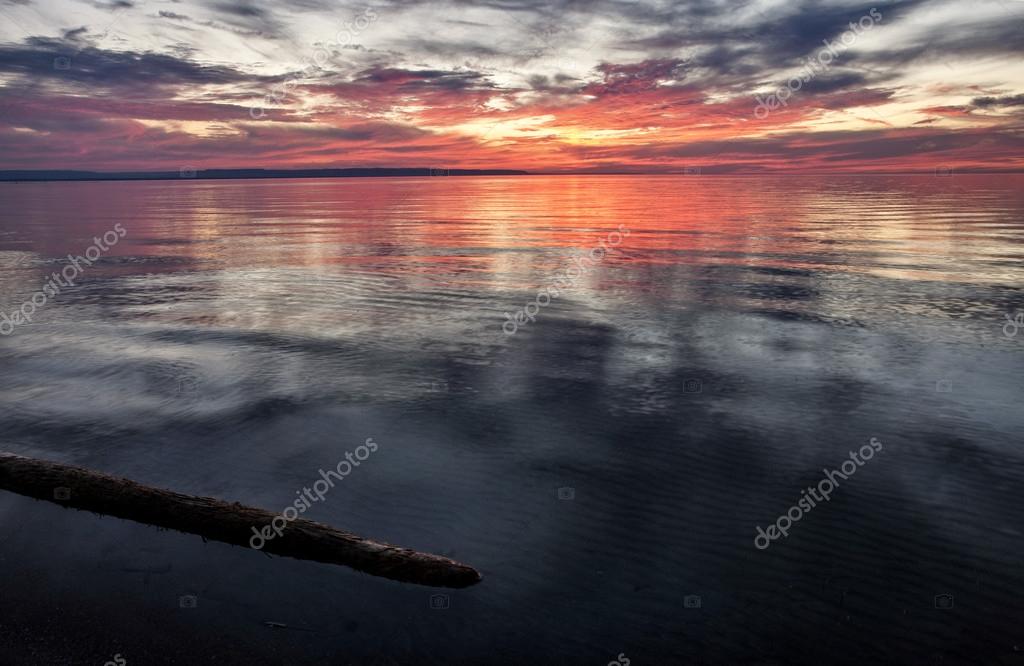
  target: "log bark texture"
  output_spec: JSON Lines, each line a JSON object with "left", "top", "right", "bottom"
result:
{"left": 0, "top": 452, "right": 482, "bottom": 589}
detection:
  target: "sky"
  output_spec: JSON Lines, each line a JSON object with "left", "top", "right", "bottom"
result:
{"left": 0, "top": 0, "right": 1022, "bottom": 173}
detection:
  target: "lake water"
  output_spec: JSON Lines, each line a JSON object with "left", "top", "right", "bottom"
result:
{"left": 0, "top": 175, "right": 1022, "bottom": 665}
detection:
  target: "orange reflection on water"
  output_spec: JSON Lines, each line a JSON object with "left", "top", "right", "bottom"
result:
{"left": 2, "top": 175, "right": 1022, "bottom": 289}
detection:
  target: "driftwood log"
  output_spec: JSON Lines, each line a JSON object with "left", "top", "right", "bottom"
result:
{"left": 0, "top": 453, "right": 481, "bottom": 589}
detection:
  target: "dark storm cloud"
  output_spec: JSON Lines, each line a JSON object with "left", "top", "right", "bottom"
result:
{"left": 368, "top": 0, "right": 1019, "bottom": 89}
{"left": 626, "top": 0, "right": 929, "bottom": 62}
{"left": 798, "top": 72, "right": 873, "bottom": 94}
{"left": 688, "top": 45, "right": 761, "bottom": 78}
{"left": 845, "top": 15, "right": 1024, "bottom": 69}
{"left": 354, "top": 66, "right": 490, "bottom": 91}
{"left": 972, "top": 94, "right": 1024, "bottom": 108}
{"left": 609, "top": 0, "right": 1021, "bottom": 100}
{"left": 0, "top": 35, "right": 281, "bottom": 90}
{"left": 375, "top": 0, "right": 706, "bottom": 25}
{"left": 88, "top": 0, "right": 133, "bottom": 9}
{"left": 202, "top": 0, "right": 287, "bottom": 37}
{"left": 211, "top": 2, "right": 264, "bottom": 19}
{"left": 62, "top": 26, "right": 89, "bottom": 41}
{"left": 197, "top": 0, "right": 361, "bottom": 39}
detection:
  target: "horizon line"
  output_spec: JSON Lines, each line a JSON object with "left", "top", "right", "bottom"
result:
{"left": 2, "top": 166, "right": 1023, "bottom": 183}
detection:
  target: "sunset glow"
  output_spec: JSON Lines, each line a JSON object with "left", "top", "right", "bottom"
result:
{"left": 1, "top": 0, "right": 1023, "bottom": 173}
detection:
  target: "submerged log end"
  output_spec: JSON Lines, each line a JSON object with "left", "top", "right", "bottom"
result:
{"left": 371, "top": 545, "right": 483, "bottom": 588}
{"left": 0, "top": 452, "right": 483, "bottom": 588}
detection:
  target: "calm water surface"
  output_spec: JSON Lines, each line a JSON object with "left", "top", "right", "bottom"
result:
{"left": 0, "top": 175, "right": 1022, "bottom": 665}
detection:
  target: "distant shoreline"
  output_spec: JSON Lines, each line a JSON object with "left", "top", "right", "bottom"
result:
{"left": 1, "top": 168, "right": 1021, "bottom": 183}
{"left": 0, "top": 168, "right": 530, "bottom": 183}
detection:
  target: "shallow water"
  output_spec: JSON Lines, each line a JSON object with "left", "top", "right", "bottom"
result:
{"left": 0, "top": 175, "right": 1022, "bottom": 665}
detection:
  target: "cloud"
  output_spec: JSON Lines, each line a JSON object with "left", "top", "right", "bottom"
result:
{"left": 89, "top": 0, "right": 133, "bottom": 10}
{"left": 561, "top": 124, "right": 1024, "bottom": 172}
{"left": 972, "top": 94, "right": 1024, "bottom": 108}
{"left": 354, "top": 66, "right": 490, "bottom": 90}
{"left": 625, "top": 0, "right": 932, "bottom": 76}
{"left": 0, "top": 35, "right": 281, "bottom": 93}
{"left": 0, "top": 0, "right": 1021, "bottom": 172}
{"left": 196, "top": 0, "right": 333, "bottom": 38}
{"left": 849, "top": 13, "right": 1024, "bottom": 70}
{"left": 62, "top": 26, "right": 89, "bottom": 41}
